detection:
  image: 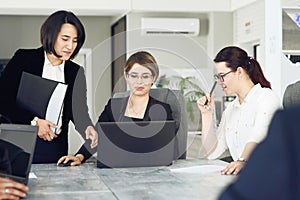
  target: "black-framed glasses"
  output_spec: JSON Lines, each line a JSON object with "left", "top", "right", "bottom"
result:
{"left": 127, "top": 73, "right": 153, "bottom": 84}
{"left": 214, "top": 70, "right": 234, "bottom": 82}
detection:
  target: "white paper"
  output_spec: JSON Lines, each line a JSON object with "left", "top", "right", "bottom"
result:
{"left": 46, "top": 83, "right": 67, "bottom": 133}
{"left": 170, "top": 165, "right": 225, "bottom": 174}
{"left": 29, "top": 172, "right": 37, "bottom": 179}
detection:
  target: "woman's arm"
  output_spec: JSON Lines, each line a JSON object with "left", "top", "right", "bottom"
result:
{"left": 57, "top": 99, "right": 114, "bottom": 166}
{"left": 197, "top": 94, "right": 218, "bottom": 157}
{"left": 220, "top": 142, "right": 257, "bottom": 175}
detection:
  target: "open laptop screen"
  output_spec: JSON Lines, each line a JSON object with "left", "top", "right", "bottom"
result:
{"left": 96, "top": 120, "right": 176, "bottom": 168}
{"left": 0, "top": 124, "right": 37, "bottom": 185}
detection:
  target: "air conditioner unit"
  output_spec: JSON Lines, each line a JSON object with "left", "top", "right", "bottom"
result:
{"left": 141, "top": 17, "right": 199, "bottom": 36}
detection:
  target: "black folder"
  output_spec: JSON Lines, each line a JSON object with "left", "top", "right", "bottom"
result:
{"left": 16, "top": 72, "right": 68, "bottom": 133}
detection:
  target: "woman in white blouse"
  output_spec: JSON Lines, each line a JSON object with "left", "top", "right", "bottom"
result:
{"left": 197, "top": 46, "right": 281, "bottom": 175}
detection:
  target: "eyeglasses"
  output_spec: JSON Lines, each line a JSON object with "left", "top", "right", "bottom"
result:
{"left": 214, "top": 70, "right": 234, "bottom": 82}
{"left": 127, "top": 73, "right": 153, "bottom": 84}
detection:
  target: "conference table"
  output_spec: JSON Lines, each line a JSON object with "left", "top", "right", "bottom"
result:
{"left": 27, "top": 159, "right": 235, "bottom": 199}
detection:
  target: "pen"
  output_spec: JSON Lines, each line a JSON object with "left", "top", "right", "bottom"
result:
{"left": 204, "top": 80, "right": 217, "bottom": 105}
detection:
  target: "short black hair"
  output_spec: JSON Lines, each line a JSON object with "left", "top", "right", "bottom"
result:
{"left": 40, "top": 10, "right": 85, "bottom": 60}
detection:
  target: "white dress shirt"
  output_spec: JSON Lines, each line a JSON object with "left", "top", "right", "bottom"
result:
{"left": 208, "top": 83, "right": 282, "bottom": 161}
{"left": 42, "top": 52, "right": 65, "bottom": 132}
{"left": 42, "top": 53, "right": 65, "bottom": 83}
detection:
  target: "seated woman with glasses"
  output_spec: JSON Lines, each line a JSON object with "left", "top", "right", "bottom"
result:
{"left": 197, "top": 46, "right": 281, "bottom": 175}
{"left": 58, "top": 51, "right": 174, "bottom": 165}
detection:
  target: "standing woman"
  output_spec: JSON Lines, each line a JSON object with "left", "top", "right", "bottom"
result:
{"left": 197, "top": 46, "right": 281, "bottom": 175}
{"left": 0, "top": 10, "right": 98, "bottom": 163}
{"left": 58, "top": 51, "right": 174, "bottom": 165}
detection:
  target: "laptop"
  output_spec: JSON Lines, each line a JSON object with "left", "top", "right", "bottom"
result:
{"left": 96, "top": 120, "right": 176, "bottom": 168}
{"left": 0, "top": 124, "right": 37, "bottom": 185}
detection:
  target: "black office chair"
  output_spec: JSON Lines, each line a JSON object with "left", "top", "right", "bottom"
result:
{"left": 113, "top": 88, "right": 188, "bottom": 159}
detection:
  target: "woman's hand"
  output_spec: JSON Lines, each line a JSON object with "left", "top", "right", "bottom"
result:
{"left": 57, "top": 154, "right": 84, "bottom": 166}
{"left": 85, "top": 126, "right": 98, "bottom": 149}
{"left": 197, "top": 93, "right": 214, "bottom": 114}
{"left": 37, "top": 118, "right": 58, "bottom": 141}
{"left": 0, "top": 177, "right": 29, "bottom": 199}
{"left": 221, "top": 161, "right": 246, "bottom": 175}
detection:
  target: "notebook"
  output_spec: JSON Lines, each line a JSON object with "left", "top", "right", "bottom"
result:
{"left": 16, "top": 72, "right": 68, "bottom": 134}
{"left": 96, "top": 120, "right": 176, "bottom": 168}
{"left": 0, "top": 124, "right": 37, "bottom": 185}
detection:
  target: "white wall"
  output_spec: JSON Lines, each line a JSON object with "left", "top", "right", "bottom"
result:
{"left": 126, "top": 12, "right": 233, "bottom": 93}
{"left": 0, "top": 0, "right": 233, "bottom": 16}
{"left": 0, "top": 0, "right": 131, "bottom": 16}
{"left": 264, "top": 0, "right": 282, "bottom": 97}
{"left": 233, "top": 0, "right": 284, "bottom": 99}
{"left": 231, "top": 0, "right": 258, "bottom": 10}
{"left": 207, "top": 12, "right": 234, "bottom": 59}
{"left": 233, "top": 1, "right": 265, "bottom": 64}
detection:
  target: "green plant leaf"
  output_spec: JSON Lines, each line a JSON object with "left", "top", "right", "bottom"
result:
{"left": 157, "top": 74, "right": 205, "bottom": 123}
{"left": 186, "top": 100, "right": 194, "bottom": 121}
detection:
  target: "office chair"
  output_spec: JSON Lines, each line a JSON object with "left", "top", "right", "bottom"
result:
{"left": 113, "top": 88, "right": 188, "bottom": 159}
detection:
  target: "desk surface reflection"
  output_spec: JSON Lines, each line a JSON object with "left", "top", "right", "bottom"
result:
{"left": 27, "top": 159, "right": 235, "bottom": 200}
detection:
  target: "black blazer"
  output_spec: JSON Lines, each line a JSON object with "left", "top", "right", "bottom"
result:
{"left": 0, "top": 47, "right": 93, "bottom": 163}
{"left": 219, "top": 106, "right": 300, "bottom": 200}
{"left": 77, "top": 96, "right": 174, "bottom": 161}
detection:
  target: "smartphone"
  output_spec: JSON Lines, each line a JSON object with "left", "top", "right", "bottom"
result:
{"left": 204, "top": 80, "right": 217, "bottom": 105}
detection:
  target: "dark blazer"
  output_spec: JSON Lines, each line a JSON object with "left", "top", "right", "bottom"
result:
{"left": 219, "top": 106, "right": 300, "bottom": 200}
{"left": 77, "top": 96, "right": 174, "bottom": 161}
{"left": 283, "top": 80, "right": 300, "bottom": 109}
{"left": 0, "top": 47, "right": 93, "bottom": 163}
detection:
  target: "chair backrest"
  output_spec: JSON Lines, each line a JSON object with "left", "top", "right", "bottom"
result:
{"left": 113, "top": 88, "right": 188, "bottom": 159}
{"left": 283, "top": 80, "right": 300, "bottom": 109}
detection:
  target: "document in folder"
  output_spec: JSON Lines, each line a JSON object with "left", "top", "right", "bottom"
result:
{"left": 16, "top": 72, "right": 68, "bottom": 133}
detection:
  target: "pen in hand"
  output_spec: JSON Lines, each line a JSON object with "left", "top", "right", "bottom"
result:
{"left": 204, "top": 81, "right": 217, "bottom": 105}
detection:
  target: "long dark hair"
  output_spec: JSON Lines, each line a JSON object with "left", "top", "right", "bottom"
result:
{"left": 214, "top": 46, "right": 271, "bottom": 89}
{"left": 40, "top": 10, "right": 85, "bottom": 60}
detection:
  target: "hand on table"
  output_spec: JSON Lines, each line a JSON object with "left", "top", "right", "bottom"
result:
{"left": 221, "top": 161, "right": 246, "bottom": 175}
{"left": 0, "top": 177, "right": 28, "bottom": 199}
{"left": 57, "top": 154, "right": 84, "bottom": 166}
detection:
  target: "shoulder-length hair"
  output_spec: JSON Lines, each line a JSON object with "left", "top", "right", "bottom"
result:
{"left": 124, "top": 51, "right": 159, "bottom": 81}
{"left": 40, "top": 10, "right": 85, "bottom": 60}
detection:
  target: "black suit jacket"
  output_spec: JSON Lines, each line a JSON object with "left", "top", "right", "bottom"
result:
{"left": 77, "top": 96, "right": 174, "bottom": 161}
{"left": 219, "top": 106, "right": 300, "bottom": 200}
{"left": 0, "top": 47, "right": 93, "bottom": 163}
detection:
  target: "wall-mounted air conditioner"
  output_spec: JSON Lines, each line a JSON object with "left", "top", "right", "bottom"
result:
{"left": 141, "top": 17, "right": 199, "bottom": 36}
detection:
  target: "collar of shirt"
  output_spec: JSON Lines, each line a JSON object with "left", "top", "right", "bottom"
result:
{"left": 42, "top": 51, "right": 65, "bottom": 83}
{"left": 232, "top": 83, "right": 262, "bottom": 108}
